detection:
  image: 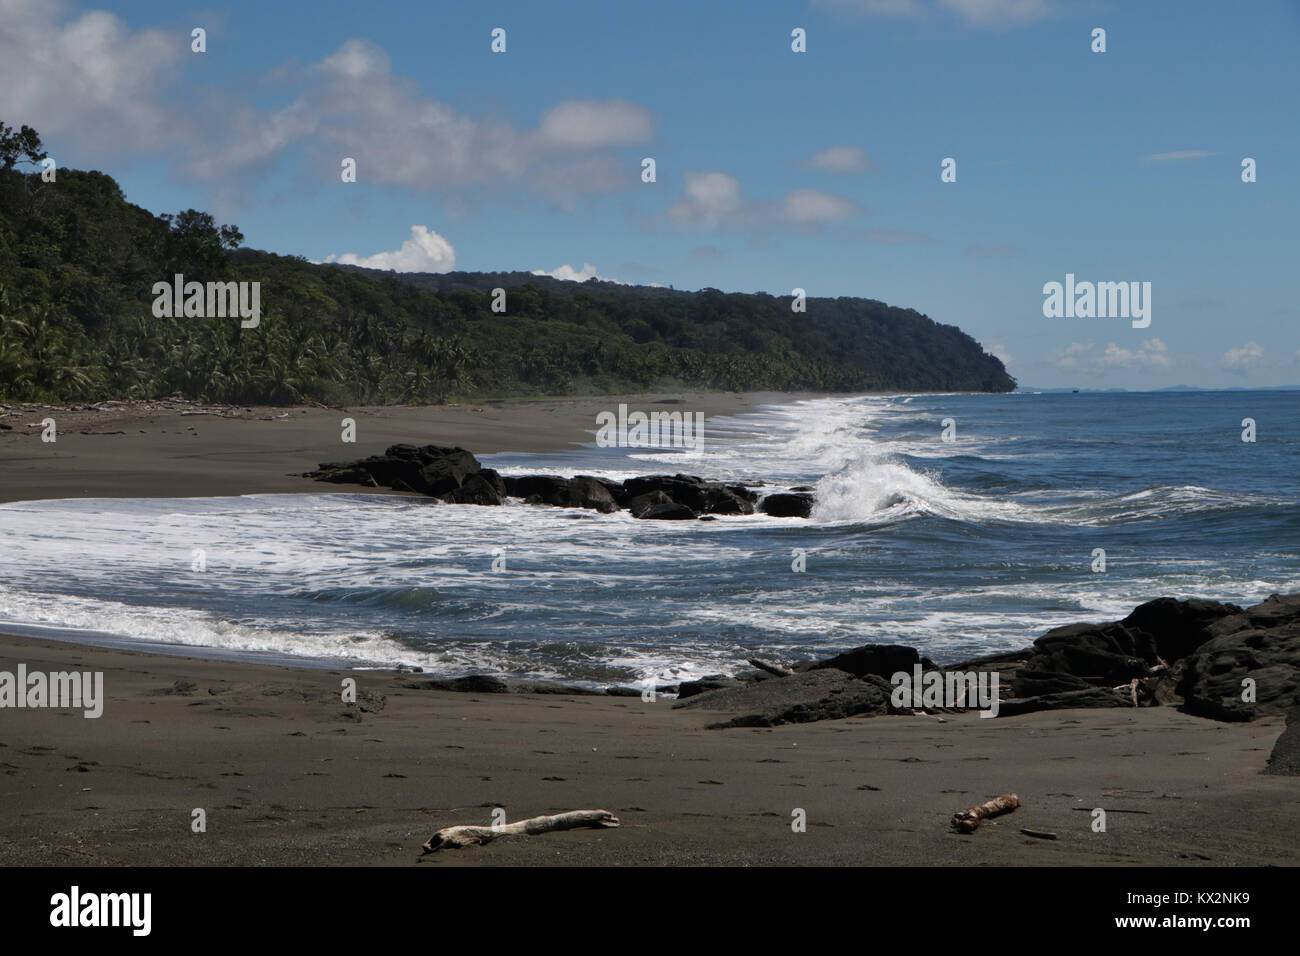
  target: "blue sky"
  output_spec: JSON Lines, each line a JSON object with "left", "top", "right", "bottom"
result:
{"left": 2, "top": 0, "right": 1298, "bottom": 388}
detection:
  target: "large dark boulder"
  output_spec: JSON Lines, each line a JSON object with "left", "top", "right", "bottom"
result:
{"left": 1121, "top": 597, "right": 1244, "bottom": 663}
{"left": 637, "top": 502, "right": 698, "bottom": 520}
{"left": 1021, "top": 621, "right": 1155, "bottom": 687}
{"left": 503, "top": 474, "right": 619, "bottom": 512}
{"left": 566, "top": 476, "right": 620, "bottom": 513}
{"left": 442, "top": 472, "right": 504, "bottom": 505}
{"left": 759, "top": 492, "right": 814, "bottom": 518}
{"left": 628, "top": 490, "right": 673, "bottom": 517}
{"left": 504, "top": 474, "right": 569, "bottom": 502}
{"left": 1177, "top": 595, "right": 1300, "bottom": 721}
{"left": 675, "top": 670, "right": 893, "bottom": 727}
{"left": 414, "top": 447, "right": 483, "bottom": 496}
{"left": 621, "top": 475, "right": 755, "bottom": 515}
{"left": 810, "top": 644, "right": 926, "bottom": 680}
{"left": 306, "top": 445, "right": 483, "bottom": 495}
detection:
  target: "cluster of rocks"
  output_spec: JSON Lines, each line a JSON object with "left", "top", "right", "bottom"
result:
{"left": 671, "top": 594, "right": 1300, "bottom": 733}
{"left": 304, "top": 443, "right": 816, "bottom": 519}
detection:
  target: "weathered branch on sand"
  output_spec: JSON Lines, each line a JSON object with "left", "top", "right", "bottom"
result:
{"left": 423, "top": 810, "right": 620, "bottom": 853}
{"left": 952, "top": 793, "right": 1020, "bottom": 833}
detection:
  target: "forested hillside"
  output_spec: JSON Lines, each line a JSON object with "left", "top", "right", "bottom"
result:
{"left": 0, "top": 126, "right": 1014, "bottom": 405}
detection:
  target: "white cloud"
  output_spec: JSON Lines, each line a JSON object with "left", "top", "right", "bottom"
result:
{"left": 936, "top": 0, "right": 1053, "bottom": 25}
{"left": 781, "top": 188, "right": 860, "bottom": 224}
{"left": 1100, "top": 339, "right": 1171, "bottom": 370}
{"left": 668, "top": 172, "right": 747, "bottom": 229}
{"left": 323, "top": 225, "right": 455, "bottom": 273}
{"left": 990, "top": 343, "right": 1013, "bottom": 366}
{"left": 0, "top": 0, "right": 184, "bottom": 158}
{"left": 538, "top": 99, "right": 654, "bottom": 149}
{"left": 815, "top": 0, "right": 924, "bottom": 16}
{"left": 814, "top": 0, "right": 1053, "bottom": 25}
{"left": 1221, "top": 341, "right": 1264, "bottom": 370}
{"left": 1053, "top": 339, "right": 1171, "bottom": 372}
{"left": 809, "top": 145, "right": 871, "bottom": 173}
{"left": 1053, "top": 341, "right": 1094, "bottom": 370}
{"left": 2, "top": 22, "right": 655, "bottom": 206}
{"left": 668, "top": 171, "right": 860, "bottom": 230}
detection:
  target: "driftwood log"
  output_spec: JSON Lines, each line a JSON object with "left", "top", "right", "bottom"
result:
{"left": 423, "top": 810, "right": 620, "bottom": 853}
{"left": 952, "top": 793, "right": 1020, "bottom": 833}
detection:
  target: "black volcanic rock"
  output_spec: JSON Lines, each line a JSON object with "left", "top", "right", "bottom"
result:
{"left": 637, "top": 502, "right": 698, "bottom": 520}
{"left": 1017, "top": 621, "right": 1155, "bottom": 690}
{"left": 306, "top": 444, "right": 484, "bottom": 497}
{"left": 1177, "top": 593, "right": 1300, "bottom": 721}
{"left": 443, "top": 472, "right": 504, "bottom": 505}
{"left": 304, "top": 447, "right": 792, "bottom": 517}
{"left": 760, "top": 492, "right": 814, "bottom": 518}
{"left": 675, "top": 670, "right": 893, "bottom": 727}
{"left": 1121, "top": 597, "right": 1243, "bottom": 662}
{"left": 628, "top": 490, "right": 673, "bottom": 517}
{"left": 502, "top": 474, "right": 620, "bottom": 512}
{"left": 622, "top": 475, "right": 755, "bottom": 515}
{"left": 811, "top": 644, "right": 927, "bottom": 680}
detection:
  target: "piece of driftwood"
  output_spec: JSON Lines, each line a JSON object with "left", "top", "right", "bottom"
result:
{"left": 952, "top": 793, "right": 1020, "bottom": 833}
{"left": 423, "top": 810, "right": 620, "bottom": 853}
{"left": 748, "top": 657, "right": 795, "bottom": 677}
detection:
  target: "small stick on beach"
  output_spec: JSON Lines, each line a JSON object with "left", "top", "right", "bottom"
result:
{"left": 423, "top": 809, "right": 620, "bottom": 853}
{"left": 952, "top": 793, "right": 1020, "bottom": 833}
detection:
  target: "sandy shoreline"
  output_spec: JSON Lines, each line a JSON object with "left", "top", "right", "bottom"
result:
{"left": 1, "top": 632, "right": 1294, "bottom": 867}
{"left": 0, "top": 390, "right": 817, "bottom": 503}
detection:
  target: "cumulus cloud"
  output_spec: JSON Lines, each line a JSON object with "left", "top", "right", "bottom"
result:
{"left": 323, "top": 225, "right": 455, "bottom": 273}
{"left": 809, "top": 145, "right": 871, "bottom": 173}
{"left": 1, "top": 17, "right": 655, "bottom": 206}
{"left": 531, "top": 263, "right": 635, "bottom": 284}
{"left": 0, "top": 0, "right": 185, "bottom": 157}
{"left": 815, "top": 0, "right": 1053, "bottom": 26}
{"left": 668, "top": 171, "right": 860, "bottom": 230}
{"left": 936, "top": 0, "right": 1053, "bottom": 25}
{"left": 1221, "top": 341, "right": 1264, "bottom": 371}
{"left": 989, "top": 344, "right": 1013, "bottom": 366}
{"left": 1053, "top": 339, "right": 1172, "bottom": 372}
{"left": 538, "top": 99, "right": 654, "bottom": 149}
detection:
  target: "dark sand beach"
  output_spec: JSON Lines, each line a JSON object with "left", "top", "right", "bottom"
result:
{"left": 0, "top": 391, "right": 808, "bottom": 503}
{"left": 1, "top": 631, "right": 1294, "bottom": 867}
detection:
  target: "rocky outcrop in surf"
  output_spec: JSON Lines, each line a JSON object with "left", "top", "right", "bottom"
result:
{"left": 303, "top": 444, "right": 808, "bottom": 519}
{"left": 670, "top": 594, "right": 1300, "bottom": 726}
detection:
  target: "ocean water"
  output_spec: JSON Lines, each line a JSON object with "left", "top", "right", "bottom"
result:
{"left": 1, "top": 391, "right": 1296, "bottom": 687}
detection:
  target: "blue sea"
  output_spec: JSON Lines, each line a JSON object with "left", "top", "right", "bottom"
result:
{"left": 1, "top": 390, "right": 1296, "bottom": 686}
